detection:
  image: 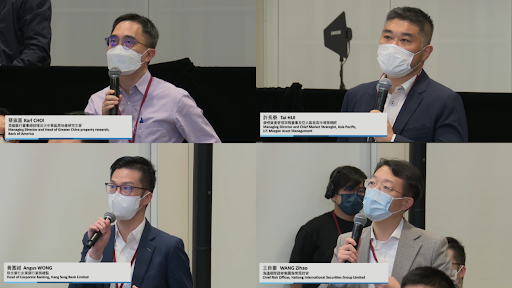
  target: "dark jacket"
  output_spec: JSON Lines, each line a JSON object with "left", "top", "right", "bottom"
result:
{"left": 337, "top": 70, "right": 468, "bottom": 142}
{"left": 68, "top": 219, "right": 193, "bottom": 288}
{"left": 0, "top": 0, "right": 52, "bottom": 66}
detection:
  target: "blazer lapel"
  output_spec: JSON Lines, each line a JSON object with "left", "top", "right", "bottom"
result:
{"left": 392, "top": 71, "right": 429, "bottom": 134}
{"left": 357, "top": 228, "right": 371, "bottom": 264}
{"left": 356, "top": 228, "right": 371, "bottom": 288}
{"left": 391, "top": 221, "right": 422, "bottom": 283}
{"left": 365, "top": 89, "right": 376, "bottom": 111}
{"left": 131, "top": 219, "right": 156, "bottom": 288}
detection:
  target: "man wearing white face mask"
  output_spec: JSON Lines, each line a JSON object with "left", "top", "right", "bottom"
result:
{"left": 69, "top": 156, "right": 193, "bottom": 288}
{"left": 319, "top": 159, "right": 457, "bottom": 288}
{"left": 446, "top": 237, "right": 466, "bottom": 288}
{"left": 85, "top": 13, "right": 221, "bottom": 143}
{"left": 337, "top": 7, "right": 468, "bottom": 142}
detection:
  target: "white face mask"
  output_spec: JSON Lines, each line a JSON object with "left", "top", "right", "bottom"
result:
{"left": 108, "top": 192, "right": 149, "bottom": 220}
{"left": 106, "top": 45, "right": 150, "bottom": 75}
{"left": 377, "top": 44, "right": 426, "bottom": 78}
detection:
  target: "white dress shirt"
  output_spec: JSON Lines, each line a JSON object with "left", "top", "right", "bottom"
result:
{"left": 378, "top": 73, "right": 420, "bottom": 142}
{"left": 367, "top": 218, "right": 404, "bottom": 288}
{"left": 86, "top": 220, "right": 146, "bottom": 288}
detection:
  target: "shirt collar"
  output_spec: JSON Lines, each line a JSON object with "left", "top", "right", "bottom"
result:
{"left": 114, "top": 218, "right": 146, "bottom": 245}
{"left": 132, "top": 70, "right": 152, "bottom": 95}
{"left": 378, "top": 71, "right": 421, "bottom": 96}
{"left": 370, "top": 217, "right": 405, "bottom": 242}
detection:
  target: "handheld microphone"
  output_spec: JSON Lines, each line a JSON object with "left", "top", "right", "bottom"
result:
{"left": 345, "top": 213, "right": 367, "bottom": 263}
{"left": 368, "top": 78, "right": 392, "bottom": 142}
{"left": 85, "top": 212, "right": 116, "bottom": 249}
{"left": 374, "top": 78, "right": 391, "bottom": 112}
{"left": 109, "top": 67, "right": 121, "bottom": 115}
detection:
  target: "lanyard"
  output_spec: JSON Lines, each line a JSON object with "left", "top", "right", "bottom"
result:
{"left": 331, "top": 210, "right": 342, "bottom": 235}
{"left": 113, "top": 247, "right": 138, "bottom": 288}
{"left": 369, "top": 240, "right": 378, "bottom": 263}
{"left": 118, "top": 76, "right": 153, "bottom": 143}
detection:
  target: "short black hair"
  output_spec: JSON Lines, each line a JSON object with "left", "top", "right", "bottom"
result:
{"left": 374, "top": 158, "right": 424, "bottom": 203}
{"left": 447, "top": 237, "right": 466, "bottom": 266}
{"left": 401, "top": 266, "right": 455, "bottom": 288}
{"left": 110, "top": 156, "right": 156, "bottom": 193}
{"left": 112, "top": 13, "right": 159, "bottom": 49}
{"left": 386, "top": 6, "right": 434, "bottom": 46}
{"left": 325, "top": 166, "right": 367, "bottom": 199}
{"left": 0, "top": 107, "right": 11, "bottom": 115}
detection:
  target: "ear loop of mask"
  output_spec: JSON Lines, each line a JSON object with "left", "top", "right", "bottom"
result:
{"left": 134, "top": 191, "right": 150, "bottom": 214}
{"left": 140, "top": 48, "right": 151, "bottom": 65}
{"left": 410, "top": 45, "right": 427, "bottom": 70}
{"left": 387, "top": 195, "right": 411, "bottom": 214}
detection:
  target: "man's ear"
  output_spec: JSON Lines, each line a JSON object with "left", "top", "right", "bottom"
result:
{"left": 459, "top": 266, "right": 466, "bottom": 278}
{"left": 144, "top": 49, "right": 156, "bottom": 63}
{"left": 142, "top": 191, "right": 153, "bottom": 207}
{"left": 402, "top": 197, "right": 414, "bottom": 211}
{"left": 421, "top": 45, "right": 433, "bottom": 62}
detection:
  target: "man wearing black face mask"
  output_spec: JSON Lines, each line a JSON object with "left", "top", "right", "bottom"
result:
{"left": 289, "top": 166, "right": 371, "bottom": 288}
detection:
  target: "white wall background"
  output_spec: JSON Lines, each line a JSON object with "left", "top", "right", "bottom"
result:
{"left": 212, "top": 144, "right": 257, "bottom": 287}
{"left": 426, "top": 144, "right": 511, "bottom": 287}
{"left": 51, "top": 0, "right": 256, "bottom": 67}
{"left": 155, "top": 144, "right": 193, "bottom": 258}
{"left": 260, "top": 0, "right": 512, "bottom": 93}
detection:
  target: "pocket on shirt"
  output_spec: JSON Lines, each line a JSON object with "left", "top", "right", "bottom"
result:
{"left": 136, "top": 122, "right": 169, "bottom": 143}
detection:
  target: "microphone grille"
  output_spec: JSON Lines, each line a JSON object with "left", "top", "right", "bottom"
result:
{"left": 108, "top": 67, "right": 121, "bottom": 77}
{"left": 354, "top": 213, "right": 367, "bottom": 226}
{"left": 377, "top": 78, "right": 391, "bottom": 90}
{"left": 104, "top": 211, "right": 116, "bottom": 223}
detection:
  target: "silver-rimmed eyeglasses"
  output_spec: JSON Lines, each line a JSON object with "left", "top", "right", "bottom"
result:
{"left": 364, "top": 179, "right": 402, "bottom": 195}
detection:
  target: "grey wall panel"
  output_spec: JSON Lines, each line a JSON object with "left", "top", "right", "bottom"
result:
{"left": 391, "top": 0, "right": 511, "bottom": 93}
{"left": 150, "top": 0, "right": 256, "bottom": 67}
{"left": 426, "top": 143, "right": 510, "bottom": 287}
{"left": 51, "top": 0, "right": 149, "bottom": 66}
{"left": 50, "top": 0, "right": 255, "bottom": 67}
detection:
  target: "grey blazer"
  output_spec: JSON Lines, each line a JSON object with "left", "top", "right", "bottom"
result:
{"left": 319, "top": 219, "right": 457, "bottom": 288}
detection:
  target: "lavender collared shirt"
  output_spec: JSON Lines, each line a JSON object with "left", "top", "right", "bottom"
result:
{"left": 85, "top": 70, "right": 221, "bottom": 143}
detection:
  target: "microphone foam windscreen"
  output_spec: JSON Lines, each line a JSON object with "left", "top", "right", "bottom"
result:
{"left": 108, "top": 67, "right": 121, "bottom": 77}
{"left": 104, "top": 211, "right": 116, "bottom": 223}
{"left": 354, "top": 213, "right": 367, "bottom": 226}
{"left": 377, "top": 78, "right": 391, "bottom": 90}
